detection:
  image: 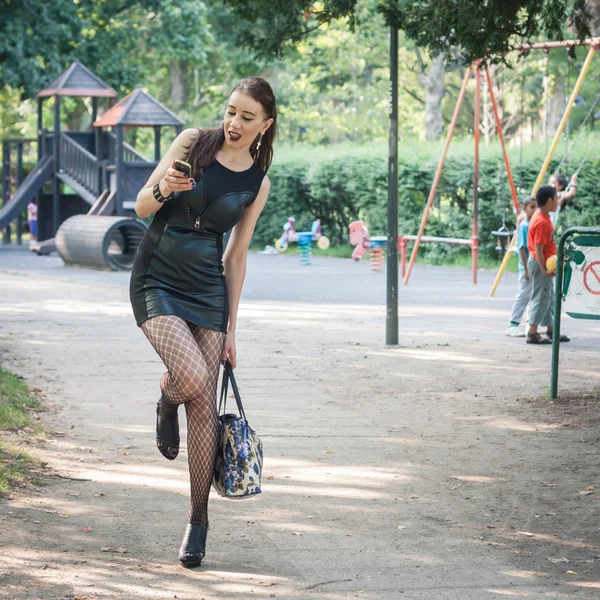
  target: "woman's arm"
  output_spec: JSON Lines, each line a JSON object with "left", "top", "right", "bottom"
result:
{"left": 134, "top": 128, "right": 198, "bottom": 219}
{"left": 221, "top": 175, "right": 271, "bottom": 367}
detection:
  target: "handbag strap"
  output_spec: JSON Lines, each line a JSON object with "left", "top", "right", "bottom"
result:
{"left": 218, "top": 360, "right": 247, "bottom": 421}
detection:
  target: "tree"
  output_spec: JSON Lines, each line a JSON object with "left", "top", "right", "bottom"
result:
{"left": 224, "top": 0, "right": 594, "bottom": 63}
{"left": 415, "top": 50, "right": 445, "bottom": 140}
{"left": 0, "top": 0, "right": 81, "bottom": 97}
{"left": 0, "top": 0, "right": 160, "bottom": 98}
{"left": 135, "top": 0, "right": 213, "bottom": 109}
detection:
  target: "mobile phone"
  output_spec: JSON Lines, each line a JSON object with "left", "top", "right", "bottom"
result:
{"left": 173, "top": 159, "right": 192, "bottom": 178}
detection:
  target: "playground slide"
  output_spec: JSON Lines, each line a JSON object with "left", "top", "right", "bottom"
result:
{"left": 0, "top": 156, "right": 54, "bottom": 230}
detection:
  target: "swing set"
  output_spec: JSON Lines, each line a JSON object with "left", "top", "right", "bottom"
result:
{"left": 402, "top": 37, "right": 600, "bottom": 290}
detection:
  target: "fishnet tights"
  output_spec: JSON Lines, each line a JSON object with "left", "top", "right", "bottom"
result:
{"left": 141, "top": 315, "right": 225, "bottom": 526}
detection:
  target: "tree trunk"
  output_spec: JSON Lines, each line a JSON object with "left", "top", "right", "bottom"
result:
{"left": 192, "top": 66, "right": 205, "bottom": 107}
{"left": 585, "top": 0, "right": 600, "bottom": 34}
{"left": 418, "top": 53, "right": 445, "bottom": 141}
{"left": 169, "top": 59, "right": 189, "bottom": 109}
{"left": 65, "top": 99, "right": 89, "bottom": 131}
{"left": 546, "top": 74, "right": 565, "bottom": 141}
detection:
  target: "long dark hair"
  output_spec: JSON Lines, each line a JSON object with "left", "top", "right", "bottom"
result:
{"left": 552, "top": 172, "right": 569, "bottom": 190}
{"left": 186, "top": 77, "right": 277, "bottom": 176}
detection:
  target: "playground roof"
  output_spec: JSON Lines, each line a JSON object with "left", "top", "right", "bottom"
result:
{"left": 37, "top": 61, "right": 117, "bottom": 98}
{"left": 93, "top": 87, "right": 184, "bottom": 128}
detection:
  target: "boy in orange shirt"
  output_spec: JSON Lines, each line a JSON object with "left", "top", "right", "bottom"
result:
{"left": 526, "top": 184, "right": 570, "bottom": 344}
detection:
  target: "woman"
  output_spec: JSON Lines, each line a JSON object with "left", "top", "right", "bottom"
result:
{"left": 130, "top": 77, "right": 276, "bottom": 568}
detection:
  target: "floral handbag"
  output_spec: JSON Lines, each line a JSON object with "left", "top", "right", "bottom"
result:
{"left": 213, "top": 360, "right": 263, "bottom": 499}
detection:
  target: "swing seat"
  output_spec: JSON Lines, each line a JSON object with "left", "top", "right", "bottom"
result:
{"left": 491, "top": 228, "right": 515, "bottom": 254}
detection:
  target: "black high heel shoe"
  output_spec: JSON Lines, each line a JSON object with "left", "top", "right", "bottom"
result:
{"left": 155, "top": 396, "right": 179, "bottom": 460}
{"left": 179, "top": 523, "right": 208, "bottom": 568}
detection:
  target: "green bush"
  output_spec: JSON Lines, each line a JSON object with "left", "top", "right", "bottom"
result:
{"left": 258, "top": 141, "right": 600, "bottom": 260}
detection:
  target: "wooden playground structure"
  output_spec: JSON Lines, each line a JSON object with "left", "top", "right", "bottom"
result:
{"left": 1, "top": 61, "right": 184, "bottom": 269}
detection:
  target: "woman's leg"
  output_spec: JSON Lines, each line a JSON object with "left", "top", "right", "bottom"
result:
{"left": 185, "top": 325, "right": 225, "bottom": 526}
{"left": 141, "top": 315, "right": 225, "bottom": 526}
{"left": 141, "top": 315, "right": 218, "bottom": 417}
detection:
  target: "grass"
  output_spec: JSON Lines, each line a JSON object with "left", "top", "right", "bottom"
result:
{"left": 0, "top": 365, "right": 41, "bottom": 429}
{"left": 417, "top": 250, "right": 520, "bottom": 272}
{"left": 0, "top": 364, "right": 46, "bottom": 495}
{"left": 0, "top": 440, "right": 44, "bottom": 495}
{"left": 256, "top": 241, "right": 520, "bottom": 271}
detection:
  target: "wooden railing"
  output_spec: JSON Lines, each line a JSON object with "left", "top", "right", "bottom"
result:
{"left": 60, "top": 134, "right": 98, "bottom": 194}
{"left": 107, "top": 132, "right": 149, "bottom": 162}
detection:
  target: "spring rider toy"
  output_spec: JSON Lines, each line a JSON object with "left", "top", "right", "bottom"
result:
{"left": 276, "top": 217, "right": 330, "bottom": 265}
{"left": 348, "top": 220, "right": 386, "bottom": 271}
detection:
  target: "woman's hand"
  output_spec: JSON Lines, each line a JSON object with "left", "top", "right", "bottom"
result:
{"left": 221, "top": 330, "right": 237, "bottom": 369}
{"left": 160, "top": 162, "right": 195, "bottom": 195}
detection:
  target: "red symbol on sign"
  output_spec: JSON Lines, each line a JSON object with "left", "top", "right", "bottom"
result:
{"left": 583, "top": 261, "right": 600, "bottom": 295}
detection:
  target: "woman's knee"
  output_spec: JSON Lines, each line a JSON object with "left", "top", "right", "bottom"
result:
{"left": 175, "top": 378, "right": 208, "bottom": 402}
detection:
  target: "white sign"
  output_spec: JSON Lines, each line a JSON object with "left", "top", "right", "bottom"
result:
{"left": 563, "top": 242, "right": 600, "bottom": 320}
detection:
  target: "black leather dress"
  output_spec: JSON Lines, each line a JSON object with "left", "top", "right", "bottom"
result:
{"left": 129, "top": 159, "right": 265, "bottom": 333}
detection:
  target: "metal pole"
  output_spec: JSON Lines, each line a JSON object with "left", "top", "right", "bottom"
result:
{"left": 472, "top": 65, "right": 481, "bottom": 285}
{"left": 404, "top": 66, "right": 472, "bottom": 285}
{"left": 550, "top": 233, "right": 567, "bottom": 399}
{"left": 386, "top": 25, "right": 399, "bottom": 345}
{"left": 484, "top": 65, "right": 520, "bottom": 216}
{"left": 489, "top": 46, "right": 597, "bottom": 297}
{"left": 550, "top": 226, "right": 600, "bottom": 399}
{"left": 510, "top": 37, "right": 600, "bottom": 52}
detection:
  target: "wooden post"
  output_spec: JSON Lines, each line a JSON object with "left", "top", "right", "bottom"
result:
{"left": 404, "top": 66, "right": 472, "bottom": 285}
{"left": 16, "top": 142, "right": 24, "bottom": 245}
{"left": 93, "top": 97, "right": 102, "bottom": 197}
{"left": 472, "top": 65, "right": 481, "bottom": 285}
{"left": 91, "top": 97, "right": 98, "bottom": 124}
{"left": 116, "top": 124, "right": 124, "bottom": 216}
{"left": 95, "top": 124, "right": 102, "bottom": 196}
{"left": 2, "top": 142, "right": 10, "bottom": 244}
{"left": 52, "top": 94, "right": 61, "bottom": 235}
{"left": 154, "top": 126, "right": 161, "bottom": 161}
{"left": 489, "top": 45, "right": 597, "bottom": 297}
{"left": 37, "top": 98, "right": 43, "bottom": 162}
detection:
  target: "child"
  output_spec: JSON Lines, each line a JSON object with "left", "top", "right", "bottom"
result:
{"left": 548, "top": 171, "right": 577, "bottom": 227}
{"left": 506, "top": 196, "right": 537, "bottom": 337}
{"left": 27, "top": 200, "right": 37, "bottom": 244}
{"left": 526, "top": 184, "right": 570, "bottom": 344}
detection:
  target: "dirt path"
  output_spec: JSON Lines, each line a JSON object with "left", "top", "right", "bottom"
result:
{"left": 0, "top": 249, "right": 599, "bottom": 599}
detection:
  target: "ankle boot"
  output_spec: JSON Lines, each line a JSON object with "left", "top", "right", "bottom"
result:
{"left": 179, "top": 523, "right": 208, "bottom": 568}
{"left": 155, "top": 395, "right": 179, "bottom": 460}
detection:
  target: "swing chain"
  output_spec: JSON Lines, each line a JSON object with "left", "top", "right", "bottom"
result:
{"left": 555, "top": 89, "right": 600, "bottom": 174}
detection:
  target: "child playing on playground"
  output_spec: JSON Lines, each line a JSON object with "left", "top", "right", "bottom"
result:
{"left": 526, "top": 184, "right": 570, "bottom": 345}
{"left": 548, "top": 171, "right": 577, "bottom": 226}
{"left": 506, "top": 196, "right": 537, "bottom": 337}
{"left": 27, "top": 200, "right": 37, "bottom": 245}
